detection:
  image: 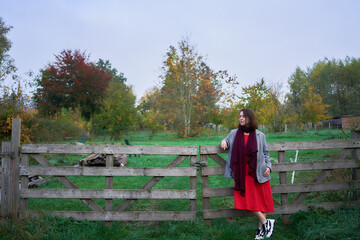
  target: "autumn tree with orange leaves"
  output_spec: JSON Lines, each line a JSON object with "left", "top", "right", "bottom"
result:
{"left": 157, "top": 38, "right": 232, "bottom": 137}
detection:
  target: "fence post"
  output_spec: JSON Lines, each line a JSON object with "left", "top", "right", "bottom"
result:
{"left": 278, "top": 151, "right": 290, "bottom": 224}
{"left": 11, "top": 118, "right": 21, "bottom": 219}
{"left": 20, "top": 154, "right": 29, "bottom": 219}
{"left": 105, "top": 154, "right": 114, "bottom": 227}
{"left": 351, "top": 130, "right": 360, "bottom": 201}
{"left": 1, "top": 142, "right": 12, "bottom": 218}
{"left": 200, "top": 153, "right": 211, "bottom": 226}
{"left": 190, "top": 155, "right": 197, "bottom": 213}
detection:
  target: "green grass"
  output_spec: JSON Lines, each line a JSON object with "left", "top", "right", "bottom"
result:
{"left": 1, "top": 205, "right": 359, "bottom": 240}
{"left": 1, "top": 128, "right": 359, "bottom": 239}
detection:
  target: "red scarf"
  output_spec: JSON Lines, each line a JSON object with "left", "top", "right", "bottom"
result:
{"left": 230, "top": 127, "right": 258, "bottom": 196}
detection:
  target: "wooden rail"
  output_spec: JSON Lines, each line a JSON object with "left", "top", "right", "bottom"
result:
{"left": 199, "top": 140, "right": 360, "bottom": 225}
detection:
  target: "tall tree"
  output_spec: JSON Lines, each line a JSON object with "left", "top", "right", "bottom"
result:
{"left": 299, "top": 86, "right": 330, "bottom": 129}
{"left": 137, "top": 87, "right": 165, "bottom": 139}
{"left": 308, "top": 57, "right": 360, "bottom": 117}
{"left": 0, "top": 18, "right": 35, "bottom": 143}
{"left": 92, "top": 76, "right": 137, "bottom": 140}
{"left": 239, "top": 79, "right": 283, "bottom": 131}
{"left": 34, "top": 50, "right": 113, "bottom": 119}
{"left": 287, "top": 65, "right": 331, "bottom": 129}
{"left": 159, "top": 38, "right": 229, "bottom": 137}
{"left": 0, "top": 17, "right": 16, "bottom": 87}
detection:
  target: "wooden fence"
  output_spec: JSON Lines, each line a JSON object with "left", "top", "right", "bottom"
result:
{"left": 1, "top": 118, "right": 360, "bottom": 226}
{"left": 200, "top": 140, "right": 360, "bottom": 225}
{"left": 1, "top": 119, "right": 198, "bottom": 225}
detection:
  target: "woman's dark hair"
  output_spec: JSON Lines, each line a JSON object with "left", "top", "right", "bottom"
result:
{"left": 238, "top": 108, "right": 258, "bottom": 131}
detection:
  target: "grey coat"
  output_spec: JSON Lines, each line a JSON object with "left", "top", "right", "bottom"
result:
{"left": 223, "top": 129, "right": 272, "bottom": 183}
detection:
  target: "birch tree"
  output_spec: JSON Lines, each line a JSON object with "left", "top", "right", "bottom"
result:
{"left": 159, "top": 38, "right": 228, "bottom": 137}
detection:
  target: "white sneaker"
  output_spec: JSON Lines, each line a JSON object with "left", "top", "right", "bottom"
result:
{"left": 263, "top": 219, "right": 275, "bottom": 238}
{"left": 255, "top": 228, "right": 265, "bottom": 239}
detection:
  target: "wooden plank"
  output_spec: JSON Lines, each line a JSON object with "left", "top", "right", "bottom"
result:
{"left": 105, "top": 154, "right": 113, "bottom": 227}
{"left": 203, "top": 208, "right": 253, "bottom": 219}
{"left": 269, "top": 140, "right": 360, "bottom": 151}
{"left": 20, "top": 189, "right": 197, "bottom": 199}
{"left": 201, "top": 180, "right": 360, "bottom": 198}
{"left": 1, "top": 142, "right": 11, "bottom": 217}
{"left": 26, "top": 210, "right": 197, "bottom": 221}
{"left": 189, "top": 155, "right": 197, "bottom": 212}
{"left": 201, "top": 166, "right": 225, "bottom": 176}
{"left": 203, "top": 187, "right": 233, "bottom": 197}
{"left": 31, "top": 155, "right": 103, "bottom": 212}
{"left": 199, "top": 140, "right": 360, "bottom": 154}
{"left": 208, "top": 154, "right": 226, "bottom": 167}
{"left": 272, "top": 161, "right": 360, "bottom": 172}
{"left": 272, "top": 181, "right": 360, "bottom": 194}
{"left": 20, "top": 166, "right": 197, "bottom": 177}
{"left": 278, "top": 151, "right": 289, "bottom": 224}
{"left": 200, "top": 161, "right": 360, "bottom": 176}
{"left": 200, "top": 154, "right": 211, "bottom": 226}
{"left": 274, "top": 201, "right": 360, "bottom": 214}
{"left": 115, "top": 155, "right": 188, "bottom": 211}
{"left": 20, "top": 154, "right": 29, "bottom": 217}
{"left": 11, "top": 118, "right": 21, "bottom": 219}
{"left": 22, "top": 144, "right": 198, "bottom": 155}
{"left": 203, "top": 201, "right": 360, "bottom": 219}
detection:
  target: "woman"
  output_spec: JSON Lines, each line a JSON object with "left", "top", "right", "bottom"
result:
{"left": 221, "top": 108, "right": 275, "bottom": 239}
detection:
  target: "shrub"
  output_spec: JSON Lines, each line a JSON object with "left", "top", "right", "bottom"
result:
{"left": 32, "top": 108, "right": 88, "bottom": 143}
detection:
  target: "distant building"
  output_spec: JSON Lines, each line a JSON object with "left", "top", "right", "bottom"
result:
{"left": 342, "top": 114, "right": 360, "bottom": 130}
{"left": 321, "top": 114, "right": 360, "bottom": 130}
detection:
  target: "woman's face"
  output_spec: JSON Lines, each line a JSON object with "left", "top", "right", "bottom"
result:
{"left": 239, "top": 111, "right": 248, "bottom": 126}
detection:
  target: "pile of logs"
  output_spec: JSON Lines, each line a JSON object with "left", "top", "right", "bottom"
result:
{"left": 79, "top": 153, "right": 128, "bottom": 167}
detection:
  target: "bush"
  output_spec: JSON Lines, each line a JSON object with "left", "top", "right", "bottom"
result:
{"left": 32, "top": 108, "right": 88, "bottom": 143}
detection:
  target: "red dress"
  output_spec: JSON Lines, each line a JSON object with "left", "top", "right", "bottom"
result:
{"left": 234, "top": 134, "right": 274, "bottom": 213}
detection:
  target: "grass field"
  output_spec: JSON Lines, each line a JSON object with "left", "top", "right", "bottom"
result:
{"left": 1, "top": 128, "right": 359, "bottom": 239}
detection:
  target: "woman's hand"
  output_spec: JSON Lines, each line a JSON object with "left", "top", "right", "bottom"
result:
{"left": 221, "top": 140, "right": 228, "bottom": 150}
{"left": 263, "top": 167, "right": 271, "bottom": 177}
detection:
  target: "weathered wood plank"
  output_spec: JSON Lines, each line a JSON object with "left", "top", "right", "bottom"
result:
{"left": 31, "top": 155, "right": 103, "bottom": 212}
{"left": 200, "top": 161, "right": 360, "bottom": 176}
{"left": 199, "top": 140, "right": 360, "bottom": 154}
{"left": 201, "top": 179, "right": 360, "bottom": 197}
{"left": 272, "top": 161, "right": 360, "bottom": 172}
{"left": 20, "top": 166, "right": 197, "bottom": 177}
{"left": 20, "top": 154, "right": 29, "bottom": 216}
{"left": 11, "top": 118, "right": 21, "bottom": 219}
{"left": 105, "top": 154, "right": 113, "bottom": 226}
{"left": 115, "top": 155, "right": 188, "bottom": 211}
{"left": 200, "top": 154, "right": 211, "bottom": 226}
{"left": 200, "top": 166, "right": 225, "bottom": 176}
{"left": 208, "top": 154, "right": 226, "bottom": 167}
{"left": 20, "top": 189, "right": 197, "bottom": 199}
{"left": 278, "top": 151, "right": 290, "bottom": 224}
{"left": 189, "top": 155, "right": 197, "bottom": 212}
{"left": 1, "top": 142, "right": 11, "bottom": 217}
{"left": 203, "top": 201, "right": 360, "bottom": 219}
{"left": 202, "top": 187, "right": 233, "bottom": 197}
{"left": 272, "top": 181, "right": 360, "bottom": 193}
{"left": 26, "top": 210, "right": 197, "bottom": 221}
{"left": 22, "top": 144, "right": 198, "bottom": 155}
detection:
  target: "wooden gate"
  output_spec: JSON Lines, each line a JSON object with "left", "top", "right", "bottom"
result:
{"left": 200, "top": 140, "right": 360, "bottom": 225}
{"left": 17, "top": 142, "right": 198, "bottom": 224}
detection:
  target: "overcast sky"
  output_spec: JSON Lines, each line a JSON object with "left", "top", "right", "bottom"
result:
{"left": 1, "top": 0, "right": 360, "bottom": 102}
